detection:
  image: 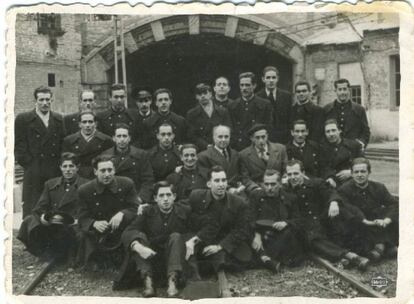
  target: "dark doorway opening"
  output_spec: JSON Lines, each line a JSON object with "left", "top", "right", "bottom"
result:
{"left": 110, "top": 34, "right": 294, "bottom": 116}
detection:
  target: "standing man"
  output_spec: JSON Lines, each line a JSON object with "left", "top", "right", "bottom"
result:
{"left": 130, "top": 86, "right": 155, "bottom": 149}
{"left": 323, "top": 78, "right": 370, "bottom": 150}
{"left": 63, "top": 110, "right": 113, "bottom": 179}
{"left": 240, "top": 124, "right": 287, "bottom": 194}
{"left": 257, "top": 66, "right": 292, "bottom": 144}
{"left": 64, "top": 89, "right": 97, "bottom": 136}
{"left": 15, "top": 86, "right": 65, "bottom": 218}
{"left": 213, "top": 76, "right": 233, "bottom": 109}
{"left": 144, "top": 88, "right": 187, "bottom": 147}
{"left": 290, "top": 81, "right": 324, "bottom": 142}
{"left": 186, "top": 83, "right": 232, "bottom": 151}
{"left": 228, "top": 72, "right": 272, "bottom": 151}
{"left": 101, "top": 123, "right": 154, "bottom": 204}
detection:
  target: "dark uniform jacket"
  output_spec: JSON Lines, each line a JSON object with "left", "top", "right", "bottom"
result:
{"left": 323, "top": 100, "right": 370, "bottom": 146}
{"left": 129, "top": 109, "right": 155, "bottom": 149}
{"left": 257, "top": 88, "right": 292, "bottom": 144}
{"left": 213, "top": 96, "right": 234, "bottom": 109}
{"left": 63, "top": 112, "right": 80, "bottom": 136}
{"left": 166, "top": 166, "right": 208, "bottom": 200}
{"left": 197, "top": 146, "right": 242, "bottom": 187}
{"left": 228, "top": 95, "right": 273, "bottom": 151}
{"left": 96, "top": 108, "right": 137, "bottom": 138}
{"left": 286, "top": 140, "right": 326, "bottom": 178}
{"left": 291, "top": 101, "right": 325, "bottom": 143}
{"left": 240, "top": 142, "right": 288, "bottom": 193}
{"left": 15, "top": 110, "right": 65, "bottom": 217}
{"left": 185, "top": 104, "right": 232, "bottom": 151}
{"left": 62, "top": 131, "right": 113, "bottom": 179}
{"left": 144, "top": 111, "right": 187, "bottom": 147}
{"left": 148, "top": 144, "right": 182, "bottom": 182}
{"left": 101, "top": 146, "right": 154, "bottom": 203}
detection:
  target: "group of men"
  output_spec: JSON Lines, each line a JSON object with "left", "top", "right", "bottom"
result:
{"left": 15, "top": 65, "right": 398, "bottom": 298}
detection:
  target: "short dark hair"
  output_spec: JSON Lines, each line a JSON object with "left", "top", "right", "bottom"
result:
{"left": 239, "top": 72, "right": 256, "bottom": 85}
{"left": 207, "top": 165, "right": 226, "bottom": 180}
{"left": 34, "top": 86, "right": 53, "bottom": 99}
{"left": 262, "top": 66, "right": 279, "bottom": 77}
{"left": 153, "top": 181, "right": 176, "bottom": 196}
{"left": 263, "top": 169, "right": 281, "bottom": 180}
{"left": 291, "top": 119, "right": 308, "bottom": 130}
{"left": 60, "top": 152, "right": 79, "bottom": 166}
{"left": 114, "top": 123, "right": 130, "bottom": 135}
{"left": 78, "top": 110, "right": 97, "bottom": 122}
{"left": 92, "top": 155, "right": 114, "bottom": 169}
{"left": 351, "top": 157, "right": 371, "bottom": 173}
{"left": 180, "top": 143, "right": 198, "bottom": 154}
{"left": 214, "top": 76, "right": 230, "bottom": 87}
{"left": 195, "top": 83, "right": 212, "bottom": 95}
{"left": 295, "top": 81, "right": 311, "bottom": 92}
{"left": 286, "top": 159, "right": 304, "bottom": 172}
{"left": 110, "top": 83, "right": 126, "bottom": 95}
{"left": 324, "top": 118, "right": 339, "bottom": 128}
{"left": 154, "top": 88, "right": 172, "bottom": 100}
{"left": 131, "top": 86, "right": 153, "bottom": 100}
{"left": 157, "top": 123, "right": 174, "bottom": 134}
{"left": 334, "top": 78, "right": 351, "bottom": 89}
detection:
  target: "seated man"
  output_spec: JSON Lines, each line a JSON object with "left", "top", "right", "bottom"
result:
{"left": 77, "top": 155, "right": 139, "bottom": 267}
{"left": 119, "top": 181, "right": 190, "bottom": 297}
{"left": 17, "top": 152, "right": 89, "bottom": 260}
{"left": 284, "top": 160, "right": 370, "bottom": 270}
{"left": 249, "top": 169, "right": 304, "bottom": 273}
{"left": 338, "top": 157, "right": 398, "bottom": 261}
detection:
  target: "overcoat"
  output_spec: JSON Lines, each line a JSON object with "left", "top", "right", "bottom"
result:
{"left": 147, "top": 145, "right": 182, "bottom": 181}
{"left": 286, "top": 140, "right": 326, "bottom": 178}
{"left": 166, "top": 166, "right": 208, "bottom": 200}
{"left": 63, "top": 112, "right": 80, "bottom": 136}
{"left": 96, "top": 108, "right": 137, "bottom": 139}
{"left": 291, "top": 101, "right": 325, "bottom": 143}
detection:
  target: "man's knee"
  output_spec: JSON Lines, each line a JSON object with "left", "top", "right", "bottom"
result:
{"left": 169, "top": 232, "right": 183, "bottom": 243}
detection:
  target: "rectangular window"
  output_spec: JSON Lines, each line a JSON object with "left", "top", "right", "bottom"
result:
{"left": 350, "top": 85, "right": 362, "bottom": 104}
{"left": 48, "top": 73, "right": 56, "bottom": 87}
{"left": 37, "top": 13, "right": 63, "bottom": 35}
{"left": 390, "top": 55, "right": 400, "bottom": 109}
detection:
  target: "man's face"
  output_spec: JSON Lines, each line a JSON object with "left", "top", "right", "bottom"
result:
{"left": 35, "top": 92, "right": 52, "bottom": 114}
{"left": 239, "top": 77, "right": 256, "bottom": 99}
{"left": 155, "top": 186, "right": 176, "bottom": 213}
{"left": 335, "top": 83, "right": 350, "bottom": 103}
{"left": 208, "top": 171, "right": 228, "bottom": 198}
{"left": 262, "top": 70, "right": 278, "bottom": 90}
{"left": 295, "top": 84, "right": 310, "bottom": 104}
{"left": 156, "top": 92, "right": 172, "bottom": 114}
{"left": 325, "top": 123, "right": 341, "bottom": 144}
{"left": 113, "top": 128, "right": 131, "bottom": 150}
{"left": 195, "top": 90, "right": 213, "bottom": 106}
{"left": 80, "top": 91, "right": 96, "bottom": 111}
{"left": 157, "top": 125, "right": 175, "bottom": 149}
{"left": 213, "top": 126, "right": 230, "bottom": 150}
{"left": 263, "top": 174, "right": 281, "bottom": 196}
{"left": 291, "top": 124, "right": 308, "bottom": 144}
{"left": 79, "top": 113, "right": 96, "bottom": 136}
{"left": 60, "top": 160, "right": 79, "bottom": 180}
{"left": 352, "top": 163, "right": 370, "bottom": 186}
{"left": 286, "top": 164, "right": 304, "bottom": 188}
{"left": 251, "top": 129, "right": 268, "bottom": 150}
{"left": 214, "top": 77, "right": 230, "bottom": 97}
{"left": 135, "top": 90, "right": 152, "bottom": 113}
{"left": 110, "top": 89, "right": 126, "bottom": 111}
{"left": 94, "top": 161, "right": 115, "bottom": 185}
{"left": 181, "top": 147, "right": 197, "bottom": 169}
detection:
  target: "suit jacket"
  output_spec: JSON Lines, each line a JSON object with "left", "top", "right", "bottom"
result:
{"left": 291, "top": 101, "right": 325, "bottom": 143}
{"left": 147, "top": 145, "right": 182, "bottom": 181}
{"left": 129, "top": 109, "right": 155, "bottom": 149}
{"left": 96, "top": 108, "right": 137, "bottom": 138}
{"left": 228, "top": 95, "right": 273, "bottom": 151}
{"left": 166, "top": 166, "right": 208, "bottom": 200}
{"left": 101, "top": 146, "right": 154, "bottom": 203}
{"left": 185, "top": 104, "right": 232, "bottom": 151}
{"left": 63, "top": 112, "right": 80, "bottom": 136}
{"left": 257, "top": 87, "right": 292, "bottom": 144}
{"left": 62, "top": 131, "right": 113, "bottom": 179}
{"left": 144, "top": 111, "right": 187, "bottom": 147}
{"left": 240, "top": 142, "right": 288, "bottom": 193}
{"left": 197, "top": 146, "right": 242, "bottom": 187}
{"left": 286, "top": 140, "right": 326, "bottom": 178}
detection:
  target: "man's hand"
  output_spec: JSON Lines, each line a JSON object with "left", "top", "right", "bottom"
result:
{"left": 185, "top": 236, "right": 199, "bottom": 260}
{"left": 132, "top": 242, "right": 156, "bottom": 259}
{"left": 137, "top": 203, "right": 149, "bottom": 215}
{"left": 328, "top": 201, "right": 340, "bottom": 218}
{"left": 326, "top": 178, "right": 337, "bottom": 188}
{"left": 93, "top": 220, "right": 109, "bottom": 233}
{"left": 228, "top": 187, "right": 238, "bottom": 194}
{"left": 40, "top": 214, "right": 50, "bottom": 226}
{"left": 374, "top": 218, "right": 392, "bottom": 228}
{"left": 109, "top": 212, "right": 124, "bottom": 230}
{"left": 175, "top": 165, "right": 183, "bottom": 174}
{"left": 202, "top": 245, "right": 222, "bottom": 256}
{"left": 272, "top": 221, "right": 287, "bottom": 231}
{"left": 362, "top": 219, "right": 376, "bottom": 226}
{"left": 251, "top": 232, "right": 263, "bottom": 251}
{"left": 336, "top": 170, "right": 351, "bottom": 182}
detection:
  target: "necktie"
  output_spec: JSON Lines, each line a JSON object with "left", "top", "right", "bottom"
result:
{"left": 268, "top": 91, "right": 275, "bottom": 104}
{"left": 259, "top": 148, "right": 269, "bottom": 162}
{"left": 222, "top": 149, "right": 229, "bottom": 161}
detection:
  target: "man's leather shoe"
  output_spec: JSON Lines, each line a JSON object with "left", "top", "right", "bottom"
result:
{"left": 167, "top": 272, "right": 179, "bottom": 297}
{"left": 263, "top": 259, "right": 281, "bottom": 274}
{"left": 351, "top": 255, "right": 370, "bottom": 271}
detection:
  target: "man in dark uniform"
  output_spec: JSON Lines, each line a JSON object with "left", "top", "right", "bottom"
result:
{"left": 323, "top": 78, "right": 370, "bottom": 150}
{"left": 167, "top": 144, "right": 208, "bottom": 200}
{"left": 338, "top": 158, "right": 398, "bottom": 261}
{"left": 63, "top": 110, "right": 113, "bottom": 179}
{"left": 17, "top": 152, "right": 89, "bottom": 260}
{"left": 249, "top": 169, "right": 304, "bottom": 273}
{"left": 76, "top": 155, "right": 139, "bottom": 267}
{"left": 256, "top": 66, "right": 292, "bottom": 144}
{"left": 130, "top": 86, "right": 155, "bottom": 149}
{"left": 240, "top": 124, "right": 287, "bottom": 194}
{"left": 15, "top": 86, "right": 65, "bottom": 218}
{"left": 101, "top": 123, "right": 154, "bottom": 204}
{"left": 228, "top": 72, "right": 272, "bottom": 151}
{"left": 96, "top": 83, "right": 137, "bottom": 140}
{"left": 320, "top": 119, "right": 363, "bottom": 188}
{"left": 64, "top": 90, "right": 97, "bottom": 136}
{"left": 213, "top": 76, "right": 234, "bottom": 109}
{"left": 284, "top": 160, "right": 370, "bottom": 270}
{"left": 144, "top": 88, "right": 187, "bottom": 147}
{"left": 286, "top": 119, "right": 325, "bottom": 178}
{"left": 120, "top": 181, "right": 190, "bottom": 297}
{"left": 290, "top": 81, "right": 324, "bottom": 142}
{"left": 186, "top": 83, "right": 232, "bottom": 151}
{"left": 148, "top": 123, "right": 182, "bottom": 181}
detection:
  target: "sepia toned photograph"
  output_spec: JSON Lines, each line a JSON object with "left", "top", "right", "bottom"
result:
{"left": 5, "top": 2, "right": 412, "bottom": 302}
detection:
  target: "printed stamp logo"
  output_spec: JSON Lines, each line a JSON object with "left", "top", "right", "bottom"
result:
{"left": 371, "top": 276, "right": 388, "bottom": 288}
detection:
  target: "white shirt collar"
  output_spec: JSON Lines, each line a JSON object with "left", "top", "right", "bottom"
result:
{"left": 265, "top": 88, "right": 277, "bottom": 99}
